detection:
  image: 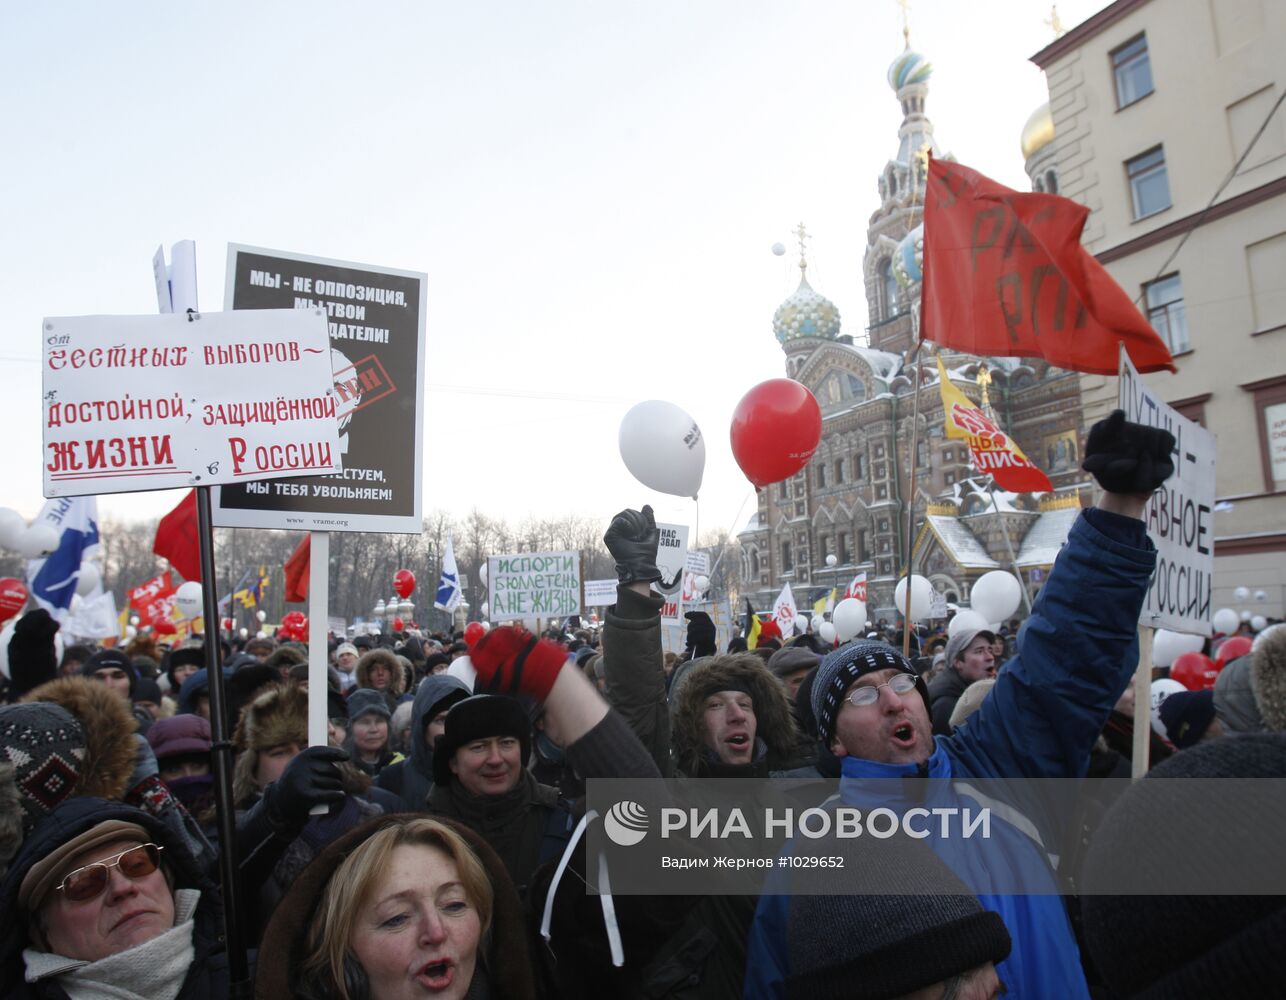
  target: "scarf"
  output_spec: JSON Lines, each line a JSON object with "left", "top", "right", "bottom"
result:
{"left": 24, "top": 888, "right": 200, "bottom": 1000}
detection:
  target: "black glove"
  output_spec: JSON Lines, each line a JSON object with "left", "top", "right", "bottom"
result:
{"left": 1082, "top": 409, "right": 1175, "bottom": 496}
{"left": 263, "top": 745, "right": 348, "bottom": 836}
{"left": 604, "top": 505, "right": 662, "bottom": 585}
{"left": 8, "top": 608, "right": 60, "bottom": 698}
{"left": 684, "top": 611, "right": 717, "bottom": 655}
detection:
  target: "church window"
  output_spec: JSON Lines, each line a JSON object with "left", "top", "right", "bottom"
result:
{"left": 855, "top": 453, "right": 867, "bottom": 479}
{"left": 751, "top": 550, "right": 760, "bottom": 577}
{"left": 816, "top": 463, "right": 827, "bottom": 489}
{"left": 859, "top": 530, "right": 872, "bottom": 562}
{"left": 778, "top": 481, "right": 790, "bottom": 501}
{"left": 1112, "top": 34, "right": 1153, "bottom": 109}
{"left": 834, "top": 458, "right": 846, "bottom": 483}
{"left": 795, "top": 501, "right": 806, "bottom": 517}
{"left": 1045, "top": 170, "right": 1058, "bottom": 194}
{"left": 847, "top": 374, "right": 866, "bottom": 401}
{"left": 838, "top": 532, "right": 851, "bottom": 564}
{"left": 879, "top": 259, "right": 900, "bottom": 321}
{"left": 781, "top": 541, "right": 793, "bottom": 572}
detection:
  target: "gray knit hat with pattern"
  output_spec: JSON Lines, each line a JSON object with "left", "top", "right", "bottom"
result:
{"left": 811, "top": 641, "right": 926, "bottom": 746}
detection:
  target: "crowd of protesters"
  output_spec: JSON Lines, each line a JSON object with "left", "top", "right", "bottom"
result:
{"left": 1, "top": 411, "right": 1285, "bottom": 999}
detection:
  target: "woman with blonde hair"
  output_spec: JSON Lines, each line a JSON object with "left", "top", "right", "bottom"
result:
{"left": 258, "top": 814, "right": 535, "bottom": 1000}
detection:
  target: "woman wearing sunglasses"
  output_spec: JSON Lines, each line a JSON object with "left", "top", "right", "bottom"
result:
{"left": 0, "top": 796, "right": 233, "bottom": 999}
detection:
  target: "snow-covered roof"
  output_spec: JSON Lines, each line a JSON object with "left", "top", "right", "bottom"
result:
{"left": 1015, "top": 507, "right": 1080, "bottom": 567}
{"left": 837, "top": 343, "right": 904, "bottom": 381}
{"left": 738, "top": 512, "right": 765, "bottom": 536}
{"left": 925, "top": 515, "right": 1000, "bottom": 569}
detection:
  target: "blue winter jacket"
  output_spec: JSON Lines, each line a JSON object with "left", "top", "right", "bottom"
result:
{"left": 744, "top": 509, "right": 1156, "bottom": 999}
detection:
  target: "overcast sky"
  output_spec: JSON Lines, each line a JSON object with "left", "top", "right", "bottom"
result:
{"left": 2, "top": 0, "right": 1105, "bottom": 537}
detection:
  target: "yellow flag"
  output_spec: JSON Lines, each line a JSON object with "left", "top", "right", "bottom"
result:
{"left": 747, "top": 614, "right": 762, "bottom": 650}
{"left": 936, "top": 358, "right": 1052, "bottom": 492}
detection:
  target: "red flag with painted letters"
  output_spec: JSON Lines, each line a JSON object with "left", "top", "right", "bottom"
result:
{"left": 921, "top": 158, "right": 1175, "bottom": 376}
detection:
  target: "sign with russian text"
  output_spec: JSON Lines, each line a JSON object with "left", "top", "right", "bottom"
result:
{"left": 213, "top": 245, "right": 426, "bottom": 534}
{"left": 1118, "top": 348, "right": 1217, "bottom": 634}
{"left": 42, "top": 310, "right": 339, "bottom": 497}
{"left": 656, "top": 521, "right": 690, "bottom": 621}
{"left": 487, "top": 551, "right": 581, "bottom": 622}
{"left": 584, "top": 578, "right": 619, "bottom": 607}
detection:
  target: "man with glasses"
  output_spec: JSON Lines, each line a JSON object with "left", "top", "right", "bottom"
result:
{"left": 745, "top": 411, "right": 1176, "bottom": 1000}
{"left": 0, "top": 797, "right": 233, "bottom": 998}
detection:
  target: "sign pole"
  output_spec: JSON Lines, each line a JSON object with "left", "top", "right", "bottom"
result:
{"left": 307, "top": 531, "right": 330, "bottom": 748}
{"left": 1131, "top": 626, "right": 1153, "bottom": 780}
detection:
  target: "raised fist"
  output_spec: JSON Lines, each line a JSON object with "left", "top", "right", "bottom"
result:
{"left": 1082, "top": 409, "right": 1175, "bottom": 496}
{"left": 603, "top": 505, "right": 662, "bottom": 586}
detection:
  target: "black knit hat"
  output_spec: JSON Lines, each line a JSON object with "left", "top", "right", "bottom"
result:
{"left": 786, "top": 831, "right": 1011, "bottom": 999}
{"left": 431, "top": 695, "right": 531, "bottom": 786}
{"left": 811, "top": 641, "right": 929, "bottom": 747}
{"left": 1082, "top": 733, "right": 1286, "bottom": 999}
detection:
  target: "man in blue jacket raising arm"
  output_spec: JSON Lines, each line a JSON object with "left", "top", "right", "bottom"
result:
{"left": 744, "top": 410, "right": 1174, "bottom": 1000}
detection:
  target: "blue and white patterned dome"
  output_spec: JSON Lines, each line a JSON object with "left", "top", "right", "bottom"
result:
{"left": 887, "top": 49, "right": 932, "bottom": 91}
{"left": 773, "top": 271, "right": 842, "bottom": 344}
{"left": 892, "top": 223, "right": 923, "bottom": 290}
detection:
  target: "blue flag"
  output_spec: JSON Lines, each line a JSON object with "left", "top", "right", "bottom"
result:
{"left": 26, "top": 497, "right": 100, "bottom": 621}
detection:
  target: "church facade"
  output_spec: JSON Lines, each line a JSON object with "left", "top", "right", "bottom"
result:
{"left": 738, "top": 48, "right": 1089, "bottom": 623}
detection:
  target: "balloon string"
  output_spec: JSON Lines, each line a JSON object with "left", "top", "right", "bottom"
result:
{"left": 706, "top": 489, "right": 755, "bottom": 582}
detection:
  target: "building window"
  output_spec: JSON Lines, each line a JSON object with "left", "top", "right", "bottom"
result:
{"left": 877, "top": 485, "right": 887, "bottom": 500}
{"left": 879, "top": 520, "right": 889, "bottom": 532}
{"left": 781, "top": 540, "right": 793, "bottom": 572}
{"left": 1243, "top": 374, "right": 1286, "bottom": 492}
{"left": 1169, "top": 393, "right": 1210, "bottom": 428}
{"left": 946, "top": 472, "right": 955, "bottom": 485}
{"left": 795, "top": 501, "right": 806, "bottom": 516}
{"left": 860, "top": 530, "right": 872, "bottom": 562}
{"left": 751, "top": 550, "right": 760, "bottom": 577}
{"left": 1127, "top": 147, "right": 1171, "bottom": 219}
{"left": 855, "top": 453, "right": 866, "bottom": 479}
{"left": 1144, "top": 274, "right": 1189, "bottom": 353}
{"left": 1111, "top": 34, "right": 1153, "bottom": 109}
{"left": 1044, "top": 169, "right": 1058, "bottom": 194}
{"left": 816, "top": 464, "right": 827, "bottom": 489}
{"left": 834, "top": 458, "right": 845, "bottom": 483}
{"left": 838, "top": 532, "right": 850, "bottom": 564}
{"left": 778, "top": 481, "right": 790, "bottom": 501}
{"left": 878, "top": 258, "right": 899, "bottom": 321}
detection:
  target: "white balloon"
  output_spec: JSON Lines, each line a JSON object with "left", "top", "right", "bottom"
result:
{"left": 130, "top": 615, "right": 141, "bottom": 627}
{"left": 948, "top": 610, "right": 991, "bottom": 637}
{"left": 75, "top": 563, "right": 101, "bottom": 596}
{"left": 479, "top": 563, "right": 488, "bottom": 587}
{"left": 256, "top": 609, "right": 268, "bottom": 623}
{"left": 480, "top": 601, "right": 490, "bottom": 617}
{"left": 1240, "top": 610, "right": 1253, "bottom": 622}
{"left": 1233, "top": 586, "right": 1251, "bottom": 602}
{"left": 618, "top": 400, "right": 706, "bottom": 499}
{"left": 969, "top": 572, "right": 1023, "bottom": 624}
{"left": 771, "top": 242, "right": 786, "bottom": 256}
{"left": 125, "top": 625, "right": 137, "bottom": 639}
{"left": 893, "top": 575, "right": 934, "bottom": 622}
{"left": 447, "top": 654, "right": 477, "bottom": 690}
{"left": 825, "top": 554, "right": 838, "bottom": 567}
{"left": 256, "top": 630, "right": 267, "bottom": 639}
{"left": 1212, "top": 607, "right": 1240, "bottom": 634}
{"left": 694, "top": 575, "right": 710, "bottom": 592}
{"left": 818, "top": 621, "right": 837, "bottom": 645}
{"left": 20, "top": 524, "right": 59, "bottom": 558}
{"left": 1255, "top": 590, "right": 1268, "bottom": 602}
{"left": 833, "top": 598, "right": 866, "bottom": 641}
{"left": 1151, "top": 628, "right": 1205, "bottom": 668}
{"left": 1251, "top": 615, "right": 1268, "bottom": 632}
{"left": 174, "top": 581, "right": 203, "bottom": 620}
{"left": 1150, "top": 678, "right": 1188, "bottom": 738}
{"left": 239, "top": 627, "right": 249, "bottom": 639}
{"left": 0, "top": 508, "right": 26, "bottom": 551}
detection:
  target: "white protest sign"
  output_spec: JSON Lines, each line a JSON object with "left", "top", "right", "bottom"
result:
{"left": 584, "top": 579, "right": 618, "bottom": 607}
{"left": 656, "top": 521, "right": 690, "bottom": 621}
{"left": 1118, "top": 348, "right": 1217, "bottom": 634}
{"left": 685, "top": 549, "right": 710, "bottom": 575}
{"left": 929, "top": 590, "right": 949, "bottom": 619}
{"left": 487, "top": 551, "right": 581, "bottom": 622}
{"left": 42, "top": 310, "right": 340, "bottom": 497}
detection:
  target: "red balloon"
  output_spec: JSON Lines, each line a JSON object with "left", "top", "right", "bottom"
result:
{"left": 464, "top": 621, "right": 486, "bottom": 648}
{"left": 1215, "top": 635, "right": 1253, "bottom": 668}
{"left": 1170, "top": 651, "right": 1219, "bottom": 691}
{"left": 0, "top": 578, "right": 28, "bottom": 624}
{"left": 391, "top": 617, "right": 405, "bottom": 632}
{"left": 730, "top": 379, "right": 823, "bottom": 488}
{"left": 394, "top": 569, "right": 416, "bottom": 600}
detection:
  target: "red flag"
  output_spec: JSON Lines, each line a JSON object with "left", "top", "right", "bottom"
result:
{"left": 922, "top": 158, "right": 1175, "bottom": 376}
{"left": 153, "top": 490, "right": 201, "bottom": 581}
{"left": 843, "top": 573, "right": 868, "bottom": 602}
{"left": 128, "top": 571, "right": 177, "bottom": 629}
{"left": 284, "top": 534, "right": 310, "bottom": 603}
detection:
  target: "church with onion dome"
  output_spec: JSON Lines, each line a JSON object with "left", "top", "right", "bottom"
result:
{"left": 739, "top": 44, "right": 1088, "bottom": 623}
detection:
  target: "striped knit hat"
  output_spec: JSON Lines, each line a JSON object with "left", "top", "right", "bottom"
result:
{"left": 811, "top": 641, "right": 927, "bottom": 746}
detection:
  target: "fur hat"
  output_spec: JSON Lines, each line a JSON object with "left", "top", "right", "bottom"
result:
{"left": 22, "top": 677, "right": 138, "bottom": 802}
{"left": 355, "top": 648, "right": 406, "bottom": 698}
{"left": 232, "top": 681, "right": 308, "bottom": 806}
{"left": 669, "top": 654, "right": 798, "bottom": 775}
{"left": 1250, "top": 625, "right": 1286, "bottom": 732}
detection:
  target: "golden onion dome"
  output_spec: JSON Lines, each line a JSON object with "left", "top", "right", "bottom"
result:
{"left": 1021, "top": 102, "right": 1055, "bottom": 160}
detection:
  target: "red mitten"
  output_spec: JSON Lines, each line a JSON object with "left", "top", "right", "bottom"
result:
{"left": 470, "top": 626, "right": 568, "bottom": 701}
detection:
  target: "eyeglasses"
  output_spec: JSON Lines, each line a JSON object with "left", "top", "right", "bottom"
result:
{"left": 55, "top": 844, "right": 164, "bottom": 902}
{"left": 844, "top": 673, "right": 919, "bottom": 708}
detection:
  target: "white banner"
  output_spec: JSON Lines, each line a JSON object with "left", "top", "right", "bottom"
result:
{"left": 583, "top": 579, "right": 619, "bottom": 607}
{"left": 1118, "top": 348, "right": 1217, "bottom": 634}
{"left": 656, "top": 522, "right": 690, "bottom": 621}
{"left": 773, "top": 582, "right": 797, "bottom": 636}
{"left": 487, "top": 551, "right": 581, "bottom": 622}
{"left": 42, "top": 310, "right": 340, "bottom": 497}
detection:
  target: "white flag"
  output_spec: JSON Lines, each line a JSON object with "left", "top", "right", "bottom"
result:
{"left": 435, "top": 535, "right": 463, "bottom": 613}
{"left": 26, "top": 497, "right": 101, "bottom": 624}
{"left": 772, "top": 582, "right": 797, "bottom": 636}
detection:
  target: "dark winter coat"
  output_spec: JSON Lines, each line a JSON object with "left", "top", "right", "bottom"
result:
{"left": 927, "top": 663, "right": 970, "bottom": 736}
{"left": 0, "top": 797, "right": 238, "bottom": 999}
{"left": 602, "top": 585, "right": 674, "bottom": 775}
{"left": 255, "top": 813, "right": 536, "bottom": 1000}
